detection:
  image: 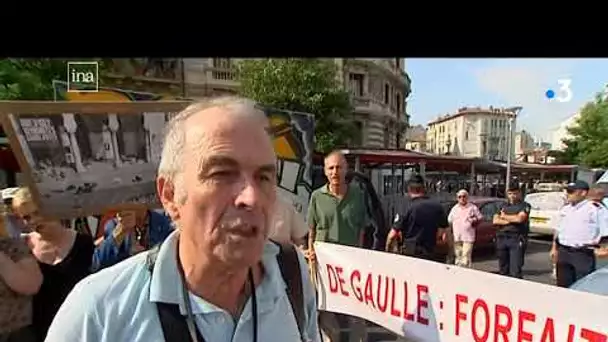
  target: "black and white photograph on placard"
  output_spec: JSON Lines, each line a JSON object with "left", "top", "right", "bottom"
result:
{"left": 6, "top": 112, "right": 169, "bottom": 216}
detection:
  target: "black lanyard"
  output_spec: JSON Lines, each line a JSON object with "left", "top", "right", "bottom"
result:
{"left": 176, "top": 245, "right": 258, "bottom": 342}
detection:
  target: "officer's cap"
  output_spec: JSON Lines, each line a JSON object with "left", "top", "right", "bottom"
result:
{"left": 566, "top": 180, "right": 590, "bottom": 191}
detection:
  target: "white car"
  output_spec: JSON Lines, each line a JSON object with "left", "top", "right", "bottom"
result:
{"left": 524, "top": 191, "right": 566, "bottom": 235}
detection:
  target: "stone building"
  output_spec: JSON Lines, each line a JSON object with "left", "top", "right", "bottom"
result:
{"left": 102, "top": 58, "right": 411, "bottom": 149}
{"left": 426, "top": 106, "right": 520, "bottom": 161}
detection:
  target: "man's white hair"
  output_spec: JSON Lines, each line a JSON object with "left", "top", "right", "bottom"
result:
{"left": 157, "top": 96, "right": 268, "bottom": 192}
{"left": 457, "top": 189, "right": 469, "bottom": 197}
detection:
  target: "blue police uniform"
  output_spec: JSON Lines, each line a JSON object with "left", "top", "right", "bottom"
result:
{"left": 555, "top": 181, "right": 605, "bottom": 288}
{"left": 494, "top": 199, "right": 531, "bottom": 279}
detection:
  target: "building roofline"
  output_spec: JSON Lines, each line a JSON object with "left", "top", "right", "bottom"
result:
{"left": 427, "top": 107, "right": 518, "bottom": 126}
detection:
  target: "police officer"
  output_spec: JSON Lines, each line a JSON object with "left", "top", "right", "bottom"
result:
{"left": 492, "top": 183, "right": 531, "bottom": 279}
{"left": 551, "top": 180, "right": 606, "bottom": 287}
{"left": 385, "top": 175, "right": 450, "bottom": 260}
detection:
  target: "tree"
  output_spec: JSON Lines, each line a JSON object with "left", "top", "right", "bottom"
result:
{"left": 237, "top": 59, "right": 355, "bottom": 153}
{"left": 563, "top": 91, "right": 608, "bottom": 167}
{"left": 0, "top": 58, "right": 111, "bottom": 100}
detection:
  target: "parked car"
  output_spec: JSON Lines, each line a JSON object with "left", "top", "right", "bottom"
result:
{"left": 524, "top": 191, "right": 566, "bottom": 235}
{"left": 436, "top": 196, "right": 507, "bottom": 255}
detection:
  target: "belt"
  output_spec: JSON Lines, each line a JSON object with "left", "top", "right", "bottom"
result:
{"left": 557, "top": 241, "right": 597, "bottom": 251}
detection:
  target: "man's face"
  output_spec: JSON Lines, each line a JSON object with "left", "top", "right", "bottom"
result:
{"left": 160, "top": 109, "right": 277, "bottom": 268}
{"left": 507, "top": 189, "right": 520, "bottom": 203}
{"left": 567, "top": 189, "right": 587, "bottom": 203}
{"left": 457, "top": 193, "right": 468, "bottom": 205}
{"left": 324, "top": 154, "right": 347, "bottom": 187}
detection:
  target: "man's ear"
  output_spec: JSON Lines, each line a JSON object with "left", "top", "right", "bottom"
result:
{"left": 157, "top": 176, "right": 180, "bottom": 221}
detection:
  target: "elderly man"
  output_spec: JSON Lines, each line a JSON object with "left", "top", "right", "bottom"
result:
{"left": 448, "top": 189, "right": 483, "bottom": 268}
{"left": 307, "top": 150, "right": 370, "bottom": 342}
{"left": 45, "top": 97, "right": 321, "bottom": 342}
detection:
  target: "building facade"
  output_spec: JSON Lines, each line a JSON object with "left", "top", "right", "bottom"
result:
{"left": 102, "top": 58, "right": 411, "bottom": 149}
{"left": 514, "top": 130, "right": 535, "bottom": 159}
{"left": 551, "top": 112, "right": 580, "bottom": 151}
{"left": 426, "top": 106, "right": 519, "bottom": 161}
{"left": 405, "top": 124, "right": 427, "bottom": 152}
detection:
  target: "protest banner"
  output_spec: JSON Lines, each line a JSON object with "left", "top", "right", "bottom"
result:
{"left": 314, "top": 242, "right": 608, "bottom": 342}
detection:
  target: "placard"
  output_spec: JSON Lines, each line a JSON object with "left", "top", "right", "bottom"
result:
{"left": 0, "top": 101, "right": 189, "bottom": 218}
{"left": 0, "top": 101, "right": 315, "bottom": 219}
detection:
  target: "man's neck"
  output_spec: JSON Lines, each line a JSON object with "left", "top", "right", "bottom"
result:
{"left": 409, "top": 193, "right": 424, "bottom": 199}
{"left": 39, "top": 226, "right": 68, "bottom": 243}
{"left": 328, "top": 183, "right": 347, "bottom": 197}
{"left": 178, "top": 238, "right": 260, "bottom": 316}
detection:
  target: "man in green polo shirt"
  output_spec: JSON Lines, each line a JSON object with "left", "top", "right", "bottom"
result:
{"left": 307, "top": 150, "right": 368, "bottom": 342}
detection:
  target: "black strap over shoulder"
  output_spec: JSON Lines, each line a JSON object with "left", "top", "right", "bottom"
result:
{"left": 147, "top": 241, "right": 306, "bottom": 342}
{"left": 271, "top": 240, "right": 305, "bottom": 341}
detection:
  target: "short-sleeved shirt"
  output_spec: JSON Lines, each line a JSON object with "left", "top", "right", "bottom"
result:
{"left": 307, "top": 183, "right": 369, "bottom": 247}
{"left": 392, "top": 196, "right": 448, "bottom": 252}
{"left": 0, "top": 237, "right": 34, "bottom": 334}
{"left": 269, "top": 198, "right": 308, "bottom": 244}
{"left": 556, "top": 200, "right": 603, "bottom": 247}
{"left": 45, "top": 230, "right": 321, "bottom": 342}
{"left": 497, "top": 201, "right": 531, "bottom": 234}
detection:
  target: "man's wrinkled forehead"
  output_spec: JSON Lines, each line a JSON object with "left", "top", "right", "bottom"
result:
{"left": 183, "top": 108, "right": 275, "bottom": 165}
{"left": 324, "top": 153, "right": 346, "bottom": 168}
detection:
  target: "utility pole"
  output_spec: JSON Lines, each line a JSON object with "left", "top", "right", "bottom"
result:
{"left": 505, "top": 107, "right": 522, "bottom": 194}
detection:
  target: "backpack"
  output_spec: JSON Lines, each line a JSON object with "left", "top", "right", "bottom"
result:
{"left": 146, "top": 240, "right": 305, "bottom": 342}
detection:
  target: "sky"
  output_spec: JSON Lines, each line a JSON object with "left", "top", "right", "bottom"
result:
{"left": 406, "top": 58, "right": 608, "bottom": 142}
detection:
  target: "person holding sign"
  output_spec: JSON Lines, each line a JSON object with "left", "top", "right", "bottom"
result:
{"left": 46, "top": 97, "right": 321, "bottom": 342}
{"left": 551, "top": 180, "right": 605, "bottom": 288}
{"left": 492, "top": 183, "right": 531, "bottom": 279}
{"left": 307, "top": 150, "right": 370, "bottom": 342}
{"left": 91, "top": 204, "right": 173, "bottom": 272}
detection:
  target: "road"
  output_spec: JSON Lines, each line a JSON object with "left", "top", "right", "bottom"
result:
{"left": 339, "top": 235, "right": 598, "bottom": 342}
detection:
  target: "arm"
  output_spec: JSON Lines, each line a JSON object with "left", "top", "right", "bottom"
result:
{"left": 290, "top": 206, "right": 308, "bottom": 247}
{"left": 0, "top": 240, "right": 42, "bottom": 295}
{"left": 500, "top": 203, "right": 530, "bottom": 224}
{"left": 492, "top": 204, "right": 509, "bottom": 225}
{"left": 306, "top": 195, "right": 317, "bottom": 252}
{"left": 385, "top": 213, "right": 406, "bottom": 252}
{"left": 91, "top": 219, "right": 127, "bottom": 272}
{"left": 44, "top": 279, "right": 103, "bottom": 342}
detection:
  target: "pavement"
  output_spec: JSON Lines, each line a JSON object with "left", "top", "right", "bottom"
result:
{"left": 335, "top": 235, "right": 589, "bottom": 342}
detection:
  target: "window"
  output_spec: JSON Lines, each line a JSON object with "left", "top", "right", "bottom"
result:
{"left": 349, "top": 73, "right": 365, "bottom": 97}
{"left": 383, "top": 125, "right": 390, "bottom": 148}
{"left": 396, "top": 93, "right": 401, "bottom": 113}
{"left": 212, "top": 58, "right": 231, "bottom": 69}
{"left": 384, "top": 84, "right": 390, "bottom": 104}
{"left": 465, "top": 130, "right": 469, "bottom": 140}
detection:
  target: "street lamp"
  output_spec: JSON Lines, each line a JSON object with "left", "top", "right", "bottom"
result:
{"left": 505, "top": 107, "right": 522, "bottom": 194}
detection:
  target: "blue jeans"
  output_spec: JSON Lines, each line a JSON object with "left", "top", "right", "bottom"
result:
{"left": 496, "top": 233, "right": 525, "bottom": 279}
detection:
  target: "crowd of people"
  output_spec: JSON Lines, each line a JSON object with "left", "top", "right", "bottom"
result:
{"left": 0, "top": 96, "right": 606, "bottom": 342}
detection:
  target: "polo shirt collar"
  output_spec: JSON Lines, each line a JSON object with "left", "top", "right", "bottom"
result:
{"left": 149, "top": 230, "right": 286, "bottom": 317}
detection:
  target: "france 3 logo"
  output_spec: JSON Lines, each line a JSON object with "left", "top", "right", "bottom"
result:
{"left": 545, "top": 79, "right": 572, "bottom": 103}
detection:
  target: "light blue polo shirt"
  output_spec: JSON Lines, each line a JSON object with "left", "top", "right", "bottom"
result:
{"left": 45, "top": 230, "right": 321, "bottom": 342}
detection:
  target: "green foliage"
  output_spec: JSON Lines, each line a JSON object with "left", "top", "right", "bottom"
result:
{"left": 0, "top": 58, "right": 111, "bottom": 101}
{"left": 237, "top": 59, "right": 355, "bottom": 153}
{"left": 564, "top": 90, "right": 608, "bottom": 167}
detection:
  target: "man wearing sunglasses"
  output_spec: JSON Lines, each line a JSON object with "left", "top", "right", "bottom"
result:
{"left": 551, "top": 180, "right": 606, "bottom": 288}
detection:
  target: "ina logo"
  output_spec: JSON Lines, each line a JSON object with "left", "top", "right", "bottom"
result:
{"left": 67, "top": 61, "right": 99, "bottom": 92}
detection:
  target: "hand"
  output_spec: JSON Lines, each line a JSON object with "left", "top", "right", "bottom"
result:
{"left": 304, "top": 248, "right": 316, "bottom": 263}
{"left": 550, "top": 247, "right": 558, "bottom": 264}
